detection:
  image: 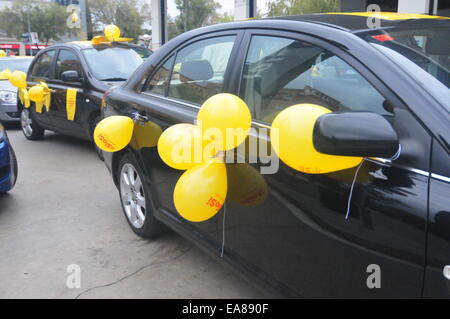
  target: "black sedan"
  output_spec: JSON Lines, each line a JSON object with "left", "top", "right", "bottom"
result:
{"left": 19, "top": 41, "right": 151, "bottom": 145}
{"left": 101, "top": 13, "right": 450, "bottom": 298}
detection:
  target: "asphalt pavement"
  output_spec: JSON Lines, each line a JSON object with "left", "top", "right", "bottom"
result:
{"left": 0, "top": 126, "right": 275, "bottom": 298}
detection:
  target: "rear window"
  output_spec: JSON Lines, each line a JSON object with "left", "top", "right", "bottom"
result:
{"left": 361, "top": 23, "right": 450, "bottom": 111}
{"left": 82, "top": 46, "right": 151, "bottom": 81}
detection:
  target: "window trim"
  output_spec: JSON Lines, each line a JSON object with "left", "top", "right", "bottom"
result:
{"left": 53, "top": 47, "right": 85, "bottom": 83}
{"left": 142, "top": 53, "right": 175, "bottom": 96}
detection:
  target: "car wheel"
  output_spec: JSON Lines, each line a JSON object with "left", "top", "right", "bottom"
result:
{"left": 117, "top": 153, "right": 166, "bottom": 238}
{"left": 20, "top": 108, "right": 44, "bottom": 140}
{"left": 90, "top": 115, "right": 104, "bottom": 161}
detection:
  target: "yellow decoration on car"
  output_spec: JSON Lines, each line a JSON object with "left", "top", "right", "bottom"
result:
{"left": 91, "top": 24, "right": 133, "bottom": 46}
{"left": 8, "top": 70, "right": 29, "bottom": 108}
{"left": 157, "top": 123, "right": 209, "bottom": 170}
{"left": 0, "top": 50, "right": 6, "bottom": 57}
{"left": 174, "top": 162, "right": 227, "bottom": 222}
{"left": 66, "top": 88, "right": 78, "bottom": 120}
{"left": 104, "top": 24, "right": 121, "bottom": 41}
{"left": 197, "top": 93, "right": 252, "bottom": 151}
{"left": 130, "top": 121, "right": 163, "bottom": 150}
{"left": 327, "top": 11, "right": 450, "bottom": 20}
{"left": 94, "top": 116, "right": 134, "bottom": 152}
{"left": 28, "top": 82, "right": 53, "bottom": 113}
{"left": 270, "top": 104, "right": 363, "bottom": 174}
{"left": 28, "top": 85, "right": 44, "bottom": 113}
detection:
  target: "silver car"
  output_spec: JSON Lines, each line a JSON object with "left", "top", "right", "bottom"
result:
{"left": 0, "top": 57, "right": 33, "bottom": 123}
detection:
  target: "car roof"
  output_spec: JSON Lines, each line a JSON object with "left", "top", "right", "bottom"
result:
{"left": 58, "top": 41, "right": 146, "bottom": 51}
{"left": 269, "top": 12, "right": 450, "bottom": 32}
{"left": 0, "top": 56, "right": 33, "bottom": 60}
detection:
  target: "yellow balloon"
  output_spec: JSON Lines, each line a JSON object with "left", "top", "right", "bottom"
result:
{"left": 28, "top": 85, "right": 44, "bottom": 102}
{"left": 0, "top": 50, "right": 6, "bottom": 57}
{"left": 104, "top": 24, "right": 121, "bottom": 41}
{"left": 270, "top": 104, "right": 363, "bottom": 174}
{"left": 174, "top": 162, "right": 227, "bottom": 222}
{"left": 157, "top": 123, "right": 211, "bottom": 170}
{"left": 227, "top": 164, "right": 268, "bottom": 206}
{"left": 197, "top": 93, "right": 251, "bottom": 151}
{"left": 8, "top": 70, "right": 27, "bottom": 89}
{"left": 94, "top": 116, "right": 134, "bottom": 152}
{"left": 130, "top": 121, "right": 163, "bottom": 149}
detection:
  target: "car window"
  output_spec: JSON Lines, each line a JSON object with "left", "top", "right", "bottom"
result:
{"left": 131, "top": 46, "right": 152, "bottom": 60}
{"left": 56, "top": 49, "right": 82, "bottom": 80}
{"left": 82, "top": 46, "right": 146, "bottom": 81}
{"left": 240, "top": 35, "right": 390, "bottom": 123}
{"left": 168, "top": 35, "right": 236, "bottom": 105}
{"left": 145, "top": 55, "right": 174, "bottom": 96}
{"left": 31, "top": 50, "right": 56, "bottom": 79}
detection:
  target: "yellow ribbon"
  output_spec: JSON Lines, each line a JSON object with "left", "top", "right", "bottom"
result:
{"left": 28, "top": 82, "right": 53, "bottom": 113}
{"left": 91, "top": 35, "right": 133, "bottom": 46}
{"left": 19, "top": 88, "right": 30, "bottom": 108}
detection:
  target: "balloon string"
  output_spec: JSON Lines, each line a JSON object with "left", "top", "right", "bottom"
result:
{"left": 345, "top": 159, "right": 366, "bottom": 220}
{"left": 220, "top": 202, "right": 226, "bottom": 258}
{"left": 345, "top": 144, "right": 401, "bottom": 220}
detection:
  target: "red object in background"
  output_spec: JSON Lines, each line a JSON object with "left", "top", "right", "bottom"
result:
{"left": 372, "top": 34, "right": 395, "bottom": 42}
{"left": 0, "top": 44, "right": 20, "bottom": 49}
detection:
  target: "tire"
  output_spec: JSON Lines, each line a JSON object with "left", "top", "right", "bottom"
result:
{"left": 20, "top": 108, "right": 45, "bottom": 140}
{"left": 117, "top": 153, "right": 166, "bottom": 238}
{"left": 90, "top": 115, "right": 104, "bottom": 161}
{"left": 8, "top": 145, "right": 18, "bottom": 190}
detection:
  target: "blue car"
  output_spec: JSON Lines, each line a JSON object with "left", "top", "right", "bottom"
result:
{"left": 0, "top": 123, "right": 17, "bottom": 193}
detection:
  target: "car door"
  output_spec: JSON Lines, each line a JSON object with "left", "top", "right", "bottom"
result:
{"left": 124, "top": 32, "right": 243, "bottom": 251}
{"left": 47, "top": 48, "right": 85, "bottom": 136}
{"left": 423, "top": 139, "right": 450, "bottom": 298}
{"left": 219, "top": 30, "right": 431, "bottom": 298}
{"left": 28, "top": 49, "right": 56, "bottom": 127}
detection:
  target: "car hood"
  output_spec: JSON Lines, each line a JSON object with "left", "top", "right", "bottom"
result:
{"left": 0, "top": 80, "right": 17, "bottom": 92}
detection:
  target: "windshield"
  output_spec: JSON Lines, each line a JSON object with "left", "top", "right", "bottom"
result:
{"left": 0, "top": 58, "right": 32, "bottom": 73}
{"left": 361, "top": 23, "right": 450, "bottom": 111}
{"left": 82, "top": 46, "right": 150, "bottom": 81}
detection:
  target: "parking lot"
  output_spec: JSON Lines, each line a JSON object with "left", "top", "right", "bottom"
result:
{"left": 0, "top": 127, "right": 275, "bottom": 299}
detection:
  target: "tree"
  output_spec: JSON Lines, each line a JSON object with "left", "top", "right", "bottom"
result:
{"left": 216, "top": 12, "right": 234, "bottom": 24}
{"left": 88, "top": 0, "right": 148, "bottom": 40}
{"left": 169, "top": 0, "right": 221, "bottom": 39}
{"left": 0, "top": 0, "right": 68, "bottom": 44}
{"left": 265, "top": 0, "right": 340, "bottom": 17}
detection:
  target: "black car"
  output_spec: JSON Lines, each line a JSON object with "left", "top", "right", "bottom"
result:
{"left": 19, "top": 41, "right": 152, "bottom": 144}
{"left": 101, "top": 13, "right": 450, "bottom": 298}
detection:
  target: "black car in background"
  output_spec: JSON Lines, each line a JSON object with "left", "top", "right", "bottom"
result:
{"left": 20, "top": 42, "right": 152, "bottom": 143}
{"left": 101, "top": 13, "right": 450, "bottom": 298}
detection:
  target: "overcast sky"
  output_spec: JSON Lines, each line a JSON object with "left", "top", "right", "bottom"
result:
{"left": 167, "top": 0, "right": 271, "bottom": 17}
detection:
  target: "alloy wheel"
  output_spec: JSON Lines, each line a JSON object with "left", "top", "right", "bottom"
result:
{"left": 120, "top": 163, "right": 146, "bottom": 229}
{"left": 21, "top": 109, "right": 33, "bottom": 137}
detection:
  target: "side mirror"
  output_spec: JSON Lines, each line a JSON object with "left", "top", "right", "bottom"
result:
{"left": 61, "top": 70, "right": 82, "bottom": 83}
{"left": 313, "top": 112, "right": 399, "bottom": 158}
